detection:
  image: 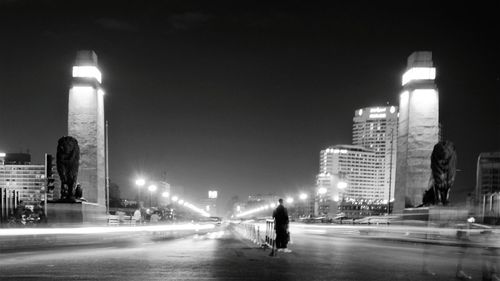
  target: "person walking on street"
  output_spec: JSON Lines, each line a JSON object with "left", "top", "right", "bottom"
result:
{"left": 273, "top": 198, "right": 291, "bottom": 253}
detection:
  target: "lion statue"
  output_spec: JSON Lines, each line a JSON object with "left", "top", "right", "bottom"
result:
{"left": 56, "top": 136, "right": 81, "bottom": 201}
{"left": 421, "top": 140, "right": 457, "bottom": 206}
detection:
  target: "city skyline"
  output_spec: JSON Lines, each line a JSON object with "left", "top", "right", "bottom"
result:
{"left": 0, "top": 1, "right": 499, "bottom": 208}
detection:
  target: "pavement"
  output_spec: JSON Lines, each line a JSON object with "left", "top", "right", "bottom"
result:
{"left": 1, "top": 224, "right": 496, "bottom": 280}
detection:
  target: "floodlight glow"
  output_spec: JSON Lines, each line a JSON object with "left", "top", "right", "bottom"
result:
{"left": 318, "top": 187, "right": 327, "bottom": 195}
{"left": 270, "top": 203, "right": 276, "bottom": 208}
{"left": 402, "top": 67, "right": 436, "bottom": 86}
{"left": 358, "top": 109, "right": 363, "bottom": 116}
{"left": 0, "top": 152, "right": 5, "bottom": 157}
{"left": 390, "top": 106, "right": 396, "bottom": 114}
{"left": 299, "top": 193, "right": 308, "bottom": 200}
{"left": 333, "top": 195, "right": 339, "bottom": 202}
{"left": 236, "top": 205, "right": 241, "bottom": 212}
{"left": 172, "top": 196, "right": 178, "bottom": 202}
{"left": 337, "top": 181, "right": 347, "bottom": 189}
{"left": 162, "top": 192, "right": 169, "bottom": 198}
{"left": 72, "top": 86, "right": 94, "bottom": 93}
{"left": 148, "top": 185, "right": 157, "bottom": 192}
{"left": 208, "top": 190, "right": 218, "bottom": 199}
{"left": 135, "top": 178, "right": 146, "bottom": 187}
{"left": 72, "top": 66, "right": 102, "bottom": 83}
{"left": 206, "top": 205, "right": 210, "bottom": 211}
{"left": 178, "top": 199, "right": 184, "bottom": 204}
{"left": 286, "top": 197, "right": 294, "bottom": 204}
{"left": 412, "top": 89, "right": 438, "bottom": 107}
{"left": 400, "top": 91, "right": 409, "bottom": 105}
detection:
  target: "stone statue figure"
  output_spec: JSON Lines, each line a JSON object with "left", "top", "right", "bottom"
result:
{"left": 421, "top": 141, "right": 457, "bottom": 206}
{"left": 56, "top": 136, "right": 83, "bottom": 202}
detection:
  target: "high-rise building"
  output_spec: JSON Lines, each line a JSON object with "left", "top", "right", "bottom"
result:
{"left": 352, "top": 106, "right": 398, "bottom": 203}
{"left": 318, "top": 145, "right": 382, "bottom": 200}
{"left": 394, "top": 51, "right": 439, "bottom": 212}
{"left": 68, "top": 50, "right": 106, "bottom": 206}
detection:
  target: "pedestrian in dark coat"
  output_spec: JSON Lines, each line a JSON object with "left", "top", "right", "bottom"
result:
{"left": 273, "top": 198, "right": 291, "bottom": 252}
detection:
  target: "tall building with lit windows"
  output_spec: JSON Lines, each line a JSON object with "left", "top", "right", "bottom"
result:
{"left": 317, "top": 145, "right": 381, "bottom": 200}
{"left": 0, "top": 153, "right": 44, "bottom": 206}
{"left": 394, "top": 51, "right": 439, "bottom": 212}
{"left": 352, "top": 106, "right": 398, "bottom": 203}
{"left": 68, "top": 50, "right": 106, "bottom": 206}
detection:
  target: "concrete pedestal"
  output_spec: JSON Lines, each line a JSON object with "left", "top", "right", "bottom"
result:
{"left": 403, "top": 206, "right": 469, "bottom": 226}
{"left": 47, "top": 201, "right": 106, "bottom": 226}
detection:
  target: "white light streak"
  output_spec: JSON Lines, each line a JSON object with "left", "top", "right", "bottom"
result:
{"left": 0, "top": 223, "right": 215, "bottom": 237}
{"left": 72, "top": 66, "right": 102, "bottom": 83}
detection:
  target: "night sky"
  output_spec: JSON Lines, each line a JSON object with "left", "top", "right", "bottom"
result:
{"left": 1, "top": 1, "right": 499, "bottom": 210}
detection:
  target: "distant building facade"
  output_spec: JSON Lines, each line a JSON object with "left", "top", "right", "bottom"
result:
{"left": 318, "top": 145, "right": 381, "bottom": 200}
{"left": 0, "top": 153, "right": 44, "bottom": 205}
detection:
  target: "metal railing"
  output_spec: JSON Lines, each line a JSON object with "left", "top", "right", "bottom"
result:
{"left": 232, "top": 219, "right": 276, "bottom": 251}
{"left": 107, "top": 215, "right": 137, "bottom": 226}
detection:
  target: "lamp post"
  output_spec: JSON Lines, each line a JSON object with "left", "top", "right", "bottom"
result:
{"left": 337, "top": 180, "right": 347, "bottom": 216}
{"left": 135, "top": 178, "right": 146, "bottom": 207}
{"left": 148, "top": 184, "right": 157, "bottom": 207}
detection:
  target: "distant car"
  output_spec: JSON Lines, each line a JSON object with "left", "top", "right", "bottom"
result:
{"left": 209, "top": 216, "right": 222, "bottom": 225}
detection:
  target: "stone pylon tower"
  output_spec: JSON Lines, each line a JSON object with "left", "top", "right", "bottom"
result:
{"left": 393, "top": 51, "right": 439, "bottom": 212}
{"left": 68, "top": 50, "right": 105, "bottom": 206}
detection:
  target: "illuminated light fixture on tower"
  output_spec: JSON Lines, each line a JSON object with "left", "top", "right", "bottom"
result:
{"left": 72, "top": 66, "right": 102, "bottom": 83}
{"left": 401, "top": 67, "right": 436, "bottom": 86}
{"left": 208, "top": 190, "right": 218, "bottom": 199}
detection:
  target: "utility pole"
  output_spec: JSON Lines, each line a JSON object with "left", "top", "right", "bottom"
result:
{"left": 388, "top": 127, "right": 395, "bottom": 214}
{"left": 105, "top": 121, "right": 110, "bottom": 215}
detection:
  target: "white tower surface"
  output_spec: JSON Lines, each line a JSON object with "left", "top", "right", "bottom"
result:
{"left": 68, "top": 50, "right": 106, "bottom": 206}
{"left": 393, "top": 51, "right": 439, "bottom": 212}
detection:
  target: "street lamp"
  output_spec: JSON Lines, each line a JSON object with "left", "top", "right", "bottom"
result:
{"left": 162, "top": 192, "right": 169, "bottom": 198}
{"left": 172, "top": 196, "right": 178, "bottom": 202}
{"left": 135, "top": 178, "right": 146, "bottom": 207}
{"left": 286, "top": 197, "right": 294, "bottom": 204}
{"left": 299, "top": 193, "right": 308, "bottom": 200}
{"left": 337, "top": 181, "right": 347, "bottom": 189}
{"left": 148, "top": 184, "right": 157, "bottom": 207}
{"left": 318, "top": 187, "right": 327, "bottom": 195}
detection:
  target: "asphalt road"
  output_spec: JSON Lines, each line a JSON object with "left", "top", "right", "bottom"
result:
{"left": 0, "top": 224, "right": 495, "bottom": 280}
